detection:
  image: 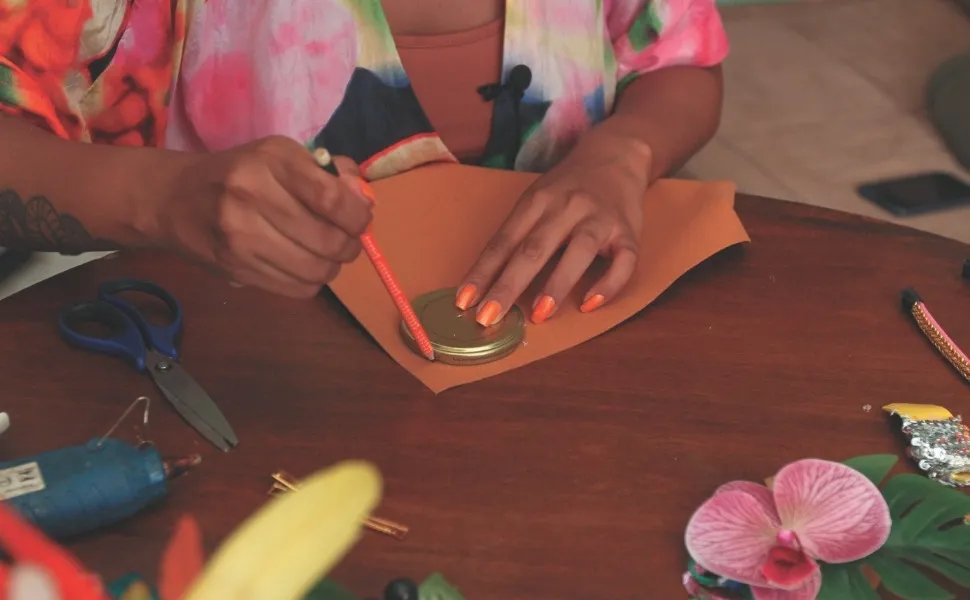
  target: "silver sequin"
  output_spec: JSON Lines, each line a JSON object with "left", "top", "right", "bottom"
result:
{"left": 894, "top": 413, "right": 970, "bottom": 487}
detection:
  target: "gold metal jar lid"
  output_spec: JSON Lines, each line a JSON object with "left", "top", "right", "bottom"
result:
{"left": 400, "top": 287, "right": 525, "bottom": 366}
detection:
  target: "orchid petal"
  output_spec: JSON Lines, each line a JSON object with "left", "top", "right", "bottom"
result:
{"left": 685, "top": 489, "right": 781, "bottom": 586}
{"left": 751, "top": 570, "right": 822, "bottom": 600}
{"left": 715, "top": 481, "right": 777, "bottom": 515}
{"left": 773, "top": 459, "right": 891, "bottom": 563}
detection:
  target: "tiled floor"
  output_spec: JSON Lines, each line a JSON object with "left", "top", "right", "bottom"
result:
{"left": 1, "top": 0, "right": 969, "bottom": 301}
{"left": 682, "top": 0, "right": 970, "bottom": 243}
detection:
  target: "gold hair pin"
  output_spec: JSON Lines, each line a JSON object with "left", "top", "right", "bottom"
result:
{"left": 268, "top": 470, "right": 409, "bottom": 540}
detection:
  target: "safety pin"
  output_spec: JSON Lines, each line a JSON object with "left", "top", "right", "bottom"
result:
{"left": 268, "top": 470, "right": 409, "bottom": 540}
{"left": 97, "top": 396, "right": 152, "bottom": 448}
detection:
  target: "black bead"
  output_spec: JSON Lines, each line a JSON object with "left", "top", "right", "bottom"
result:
{"left": 383, "top": 578, "right": 420, "bottom": 600}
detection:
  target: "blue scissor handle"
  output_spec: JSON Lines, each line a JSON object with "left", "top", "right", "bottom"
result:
{"left": 98, "top": 279, "right": 183, "bottom": 360}
{"left": 57, "top": 301, "right": 149, "bottom": 372}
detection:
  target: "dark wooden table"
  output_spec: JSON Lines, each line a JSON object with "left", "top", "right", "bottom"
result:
{"left": 1, "top": 194, "right": 969, "bottom": 599}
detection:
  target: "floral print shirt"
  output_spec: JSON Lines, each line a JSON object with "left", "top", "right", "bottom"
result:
{"left": 0, "top": 0, "right": 729, "bottom": 179}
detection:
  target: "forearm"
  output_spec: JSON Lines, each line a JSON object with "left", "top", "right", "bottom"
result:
{"left": 0, "top": 115, "right": 180, "bottom": 254}
{"left": 597, "top": 65, "right": 724, "bottom": 181}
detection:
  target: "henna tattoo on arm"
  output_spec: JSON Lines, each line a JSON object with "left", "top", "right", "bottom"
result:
{"left": 0, "top": 188, "right": 117, "bottom": 254}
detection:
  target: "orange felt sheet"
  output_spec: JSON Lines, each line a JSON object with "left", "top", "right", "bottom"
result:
{"left": 328, "top": 164, "right": 750, "bottom": 394}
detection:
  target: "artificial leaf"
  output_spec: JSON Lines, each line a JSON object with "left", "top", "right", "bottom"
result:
{"left": 301, "top": 579, "right": 358, "bottom": 600}
{"left": 158, "top": 516, "right": 205, "bottom": 600}
{"left": 903, "top": 548, "right": 970, "bottom": 587}
{"left": 420, "top": 573, "right": 466, "bottom": 600}
{"left": 881, "top": 474, "right": 966, "bottom": 522}
{"left": 863, "top": 473, "right": 970, "bottom": 595}
{"left": 866, "top": 552, "right": 952, "bottom": 600}
{"left": 844, "top": 455, "right": 898, "bottom": 487}
{"left": 818, "top": 563, "right": 880, "bottom": 600}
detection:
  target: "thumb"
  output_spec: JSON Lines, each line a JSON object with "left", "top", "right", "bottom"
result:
{"left": 331, "top": 155, "right": 361, "bottom": 179}
{"left": 331, "top": 155, "right": 375, "bottom": 205}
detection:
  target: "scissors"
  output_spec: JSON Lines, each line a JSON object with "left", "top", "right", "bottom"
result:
{"left": 57, "top": 278, "right": 238, "bottom": 451}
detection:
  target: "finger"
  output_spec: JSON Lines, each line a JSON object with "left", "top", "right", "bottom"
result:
{"left": 455, "top": 190, "right": 553, "bottom": 311}
{"left": 277, "top": 154, "right": 373, "bottom": 237}
{"left": 232, "top": 267, "right": 322, "bottom": 299}
{"left": 251, "top": 221, "right": 343, "bottom": 287}
{"left": 579, "top": 244, "right": 639, "bottom": 313}
{"left": 474, "top": 212, "right": 586, "bottom": 327}
{"left": 251, "top": 174, "right": 364, "bottom": 262}
{"left": 331, "top": 155, "right": 362, "bottom": 179}
{"left": 530, "top": 217, "right": 613, "bottom": 324}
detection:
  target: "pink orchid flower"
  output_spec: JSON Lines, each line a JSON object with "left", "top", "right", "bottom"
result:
{"left": 685, "top": 459, "right": 892, "bottom": 600}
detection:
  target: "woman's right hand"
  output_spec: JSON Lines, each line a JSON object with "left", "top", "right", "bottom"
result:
{"left": 158, "top": 136, "right": 373, "bottom": 298}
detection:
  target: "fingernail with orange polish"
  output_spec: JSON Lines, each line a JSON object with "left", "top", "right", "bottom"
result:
{"left": 456, "top": 285, "right": 477, "bottom": 310}
{"left": 580, "top": 294, "right": 605, "bottom": 313}
{"left": 476, "top": 300, "right": 502, "bottom": 327}
{"left": 356, "top": 178, "right": 376, "bottom": 204}
{"left": 531, "top": 295, "right": 556, "bottom": 324}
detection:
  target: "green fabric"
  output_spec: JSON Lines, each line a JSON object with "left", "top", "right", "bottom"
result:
{"left": 927, "top": 50, "right": 970, "bottom": 170}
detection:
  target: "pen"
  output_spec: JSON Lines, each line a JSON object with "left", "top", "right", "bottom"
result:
{"left": 901, "top": 288, "right": 970, "bottom": 383}
{"left": 312, "top": 148, "right": 435, "bottom": 361}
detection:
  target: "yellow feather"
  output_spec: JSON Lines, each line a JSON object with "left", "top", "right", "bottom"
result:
{"left": 182, "top": 461, "right": 381, "bottom": 600}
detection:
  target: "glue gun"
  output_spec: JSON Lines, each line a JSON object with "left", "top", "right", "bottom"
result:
{"left": 0, "top": 437, "right": 200, "bottom": 540}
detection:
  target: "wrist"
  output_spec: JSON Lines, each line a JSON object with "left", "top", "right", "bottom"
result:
{"left": 117, "top": 148, "right": 198, "bottom": 249}
{"left": 569, "top": 118, "right": 653, "bottom": 175}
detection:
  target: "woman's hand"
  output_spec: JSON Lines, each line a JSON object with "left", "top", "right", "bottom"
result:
{"left": 456, "top": 129, "right": 652, "bottom": 325}
{"left": 158, "top": 135, "right": 372, "bottom": 298}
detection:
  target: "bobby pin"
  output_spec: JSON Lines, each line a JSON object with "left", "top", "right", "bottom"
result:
{"left": 268, "top": 470, "right": 409, "bottom": 540}
{"left": 901, "top": 288, "right": 970, "bottom": 383}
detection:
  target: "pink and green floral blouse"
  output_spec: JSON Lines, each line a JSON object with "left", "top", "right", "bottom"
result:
{"left": 0, "top": 0, "right": 729, "bottom": 179}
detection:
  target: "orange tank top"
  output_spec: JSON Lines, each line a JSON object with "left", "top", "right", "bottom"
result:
{"left": 394, "top": 20, "right": 503, "bottom": 162}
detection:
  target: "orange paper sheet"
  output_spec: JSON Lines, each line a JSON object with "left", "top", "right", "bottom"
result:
{"left": 329, "top": 164, "right": 749, "bottom": 393}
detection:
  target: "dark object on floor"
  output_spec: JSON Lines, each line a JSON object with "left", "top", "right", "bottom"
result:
{"left": 962, "top": 258, "right": 969, "bottom": 280}
{"left": 856, "top": 172, "right": 970, "bottom": 217}
{"left": 0, "top": 249, "right": 30, "bottom": 284}
{"left": 383, "top": 579, "right": 420, "bottom": 600}
{"left": 927, "top": 50, "right": 970, "bottom": 171}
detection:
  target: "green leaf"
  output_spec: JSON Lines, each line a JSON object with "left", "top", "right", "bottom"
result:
{"left": 301, "top": 579, "right": 358, "bottom": 600}
{"left": 818, "top": 562, "right": 880, "bottom": 600}
{"left": 904, "top": 548, "right": 970, "bottom": 587}
{"left": 862, "top": 472, "right": 970, "bottom": 595}
{"left": 843, "top": 454, "right": 898, "bottom": 486}
{"left": 420, "top": 573, "right": 466, "bottom": 600}
{"left": 867, "top": 552, "right": 953, "bottom": 600}
{"left": 881, "top": 475, "right": 966, "bottom": 522}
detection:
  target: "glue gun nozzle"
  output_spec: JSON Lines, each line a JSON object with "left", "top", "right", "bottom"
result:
{"left": 163, "top": 454, "right": 202, "bottom": 480}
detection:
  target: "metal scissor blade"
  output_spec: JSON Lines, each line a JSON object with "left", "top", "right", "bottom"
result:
{"left": 145, "top": 350, "right": 239, "bottom": 451}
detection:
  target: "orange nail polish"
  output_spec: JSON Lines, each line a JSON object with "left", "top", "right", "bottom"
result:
{"left": 456, "top": 285, "right": 477, "bottom": 310}
{"left": 531, "top": 295, "right": 556, "bottom": 324}
{"left": 580, "top": 294, "right": 605, "bottom": 313}
{"left": 476, "top": 300, "right": 502, "bottom": 327}
{"left": 356, "top": 178, "right": 376, "bottom": 204}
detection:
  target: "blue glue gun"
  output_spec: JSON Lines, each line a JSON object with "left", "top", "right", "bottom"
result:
{"left": 0, "top": 437, "right": 200, "bottom": 540}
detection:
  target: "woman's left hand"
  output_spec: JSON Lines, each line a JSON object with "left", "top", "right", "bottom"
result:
{"left": 456, "top": 128, "right": 653, "bottom": 326}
